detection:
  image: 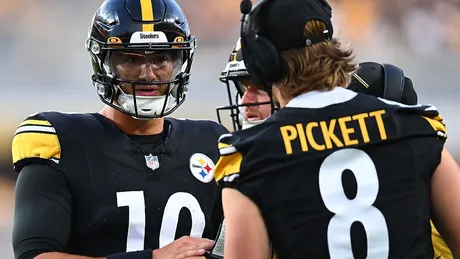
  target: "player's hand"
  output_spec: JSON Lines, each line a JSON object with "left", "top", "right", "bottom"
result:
{"left": 152, "top": 236, "right": 215, "bottom": 259}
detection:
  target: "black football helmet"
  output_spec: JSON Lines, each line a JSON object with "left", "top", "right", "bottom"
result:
{"left": 216, "top": 38, "right": 271, "bottom": 131}
{"left": 86, "top": 0, "right": 196, "bottom": 119}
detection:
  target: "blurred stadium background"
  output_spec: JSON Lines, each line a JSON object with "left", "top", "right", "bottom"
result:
{"left": 0, "top": 0, "right": 459, "bottom": 257}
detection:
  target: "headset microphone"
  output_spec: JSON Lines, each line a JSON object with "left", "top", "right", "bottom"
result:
{"left": 240, "top": 0, "right": 252, "bottom": 15}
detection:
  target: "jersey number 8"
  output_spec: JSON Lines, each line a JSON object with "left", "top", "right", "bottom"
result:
{"left": 319, "top": 148, "right": 389, "bottom": 258}
{"left": 116, "top": 191, "right": 205, "bottom": 251}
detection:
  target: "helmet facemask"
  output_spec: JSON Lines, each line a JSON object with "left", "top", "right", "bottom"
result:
{"left": 216, "top": 78, "right": 272, "bottom": 131}
{"left": 87, "top": 32, "right": 196, "bottom": 120}
{"left": 217, "top": 37, "right": 280, "bottom": 131}
{"left": 111, "top": 49, "right": 185, "bottom": 119}
{"left": 216, "top": 78, "right": 245, "bottom": 131}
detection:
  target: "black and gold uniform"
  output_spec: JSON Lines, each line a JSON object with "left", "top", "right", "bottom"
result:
{"left": 12, "top": 112, "right": 228, "bottom": 258}
{"left": 215, "top": 88, "right": 447, "bottom": 259}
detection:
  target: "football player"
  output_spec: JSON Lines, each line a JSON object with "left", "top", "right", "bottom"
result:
{"left": 216, "top": 37, "right": 454, "bottom": 259}
{"left": 214, "top": 0, "right": 460, "bottom": 258}
{"left": 11, "top": 0, "right": 228, "bottom": 259}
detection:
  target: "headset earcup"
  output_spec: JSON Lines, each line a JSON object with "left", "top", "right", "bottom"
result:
{"left": 253, "top": 35, "right": 285, "bottom": 82}
{"left": 241, "top": 32, "right": 285, "bottom": 84}
{"left": 239, "top": 0, "right": 286, "bottom": 84}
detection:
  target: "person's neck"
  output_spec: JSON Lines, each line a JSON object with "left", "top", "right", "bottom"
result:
{"left": 99, "top": 106, "right": 164, "bottom": 135}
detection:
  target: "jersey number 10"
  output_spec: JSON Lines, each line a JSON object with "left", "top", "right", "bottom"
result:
{"left": 319, "top": 148, "right": 390, "bottom": 257}
{"left": 116, "top": 191, "right": 206, "bottom": 251}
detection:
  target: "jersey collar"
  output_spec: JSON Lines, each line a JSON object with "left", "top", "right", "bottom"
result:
{"left": 286, "top": 87, "right": 357, "bottom": 109}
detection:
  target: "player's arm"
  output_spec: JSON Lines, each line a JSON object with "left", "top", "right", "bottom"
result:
{"left": 431, "top": 148, "right": 460, "bottom": 257}
{"left": 214, "top": 134, "right": 270, "bottom": 259}
{"left": 12, "top": 162, "right": 128, "bottom": 259}
{"left": 11, "top": 114, "right": 75, "bottom": 259}
{"left": 221, "top": 188, "right": 270, "bottom": 259}
{"left": 13, "top": 165, "right": 133, "bottom": 259}
{"left": 12, "top": 164, "right": 74, "bottom": 259}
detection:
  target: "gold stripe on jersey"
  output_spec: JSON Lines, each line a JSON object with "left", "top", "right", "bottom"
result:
{"left": 214, "top": 151, "right": 243, "bottom": 183}
{"left": 12, "top": 119, "right": 61, "bottom": 164}
{"left": 19, "top": 119, "right": 52, "bottom": 127}
{"left": 421, "top": 116, "right": 447, "bottom": 137}
{"left": 431, "top": 221, "right": 453, "bottom": 259}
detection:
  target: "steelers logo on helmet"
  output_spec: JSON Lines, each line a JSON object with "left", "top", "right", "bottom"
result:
{"left": 189, "top": 153, "right": 215, "bottom": 183}
{"left": 86, "top": 0, "right": 196, "bottom": 120}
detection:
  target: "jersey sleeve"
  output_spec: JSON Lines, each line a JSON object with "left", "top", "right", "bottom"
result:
{"left": 12, "top": 113, "right": 61, "bottom": 172}
{"left": 214, "top": 132, "right": 268, "bottom": 210}
{"left": 13, "top": 164, "right": 72, "bottom": 259}
{"left": 214, "top": 133, "right": 243, "bottom": 187}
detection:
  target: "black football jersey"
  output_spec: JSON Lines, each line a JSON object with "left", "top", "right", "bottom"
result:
{"left": 214, "top": 89, "right": 447, "bottom": 259}
{"left": 11, "top": 111, "right": 228, "bottom": 256}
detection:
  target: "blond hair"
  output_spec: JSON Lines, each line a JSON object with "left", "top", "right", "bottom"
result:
{"left": 276, "top": 20, "right": 357, "bottom": 100}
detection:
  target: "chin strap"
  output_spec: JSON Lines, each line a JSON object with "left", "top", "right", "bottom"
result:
{"left": 240, "top": 114, "right": 271, "bottom": 130}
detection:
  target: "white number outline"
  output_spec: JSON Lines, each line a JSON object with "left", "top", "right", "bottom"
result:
{"left": 319, "top": 148, "right": 389, "bottom": 258}
{"left": 116, "top": 191, "right": 206, "bottom": 252}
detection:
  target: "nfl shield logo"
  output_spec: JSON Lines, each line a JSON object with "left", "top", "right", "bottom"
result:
{"left": 144, "top": 154, "right": 160, "bottom": 171}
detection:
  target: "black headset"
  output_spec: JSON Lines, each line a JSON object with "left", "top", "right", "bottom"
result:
{"left": 239, "top": 0, "right": 333, "bottom": 85}
{"left": 382, "top": 63, "right": 406, "bottom": 103}
{"left": 238, "top": 0, "right": 281, "bottom": 114}
{"left": 240, "top": 0, "right": 409, "bottom": 106}
{"left": 239, "top": 0, "right": 284, "bottom": 84}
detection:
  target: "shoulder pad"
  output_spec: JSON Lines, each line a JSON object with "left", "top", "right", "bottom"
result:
{"left": 214, "top": 126, "right": 272, "bottom": 186}
{"left": 379, "top": 99, "right": 447, "bottom": 139}
{"left": 12, "top": 113, "right": 61, "bottom": 172}
{"left": 214, "top": 133, "right": 243, "bottom": 186}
